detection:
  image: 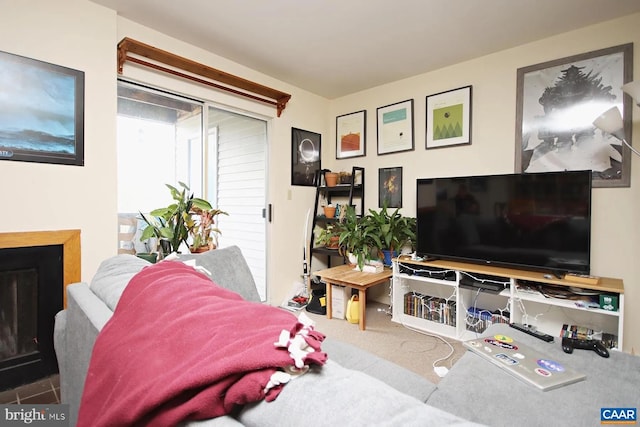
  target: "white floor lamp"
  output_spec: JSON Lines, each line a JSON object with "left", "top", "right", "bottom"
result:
{"left": 592, "top": 81, "right": 640, "bottom": 157}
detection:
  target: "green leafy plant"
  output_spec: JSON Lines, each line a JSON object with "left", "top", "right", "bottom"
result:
{"left": 367, "top": 204, "right": 417, "bottom": 257}
{"left": 139, "top": 182, "right": 214, "bottom": 254}
{"left": 314, "top": 223, "right": 342, "bottom": 248}
{"left": 338, "top": 205, "right": 381, "bottom": 270}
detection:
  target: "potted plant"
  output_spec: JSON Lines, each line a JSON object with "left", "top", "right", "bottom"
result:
{"left": 139, "top": 182, "right": 215, "bottom": 255}
{"left": 189, "top": 207, "right": 229, "bottom": 252}
{"left": 314, "top": 223, "right": 341, "bottom": 249}
{"left": 338, "top": 205, "right": 381, "bottom": 270}
{"left": 367, "top": 204, "right": 417, "bottom": 266}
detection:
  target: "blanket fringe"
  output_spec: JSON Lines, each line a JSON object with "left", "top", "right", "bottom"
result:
{"left": 268, "top": 312, "right": 326, "bottom": 394}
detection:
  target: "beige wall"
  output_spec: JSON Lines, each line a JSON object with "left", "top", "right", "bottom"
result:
{"left": 0, "top": 1, "right": 638, "bottom": 352}
{"left": 326, "top": 14, "right": 640, "bottom": 352}
{"left": 0, "top": 0, "right": 327, "bottom": 311}
{"left": 0, "top": 0, "right": 118, "bottom": 283}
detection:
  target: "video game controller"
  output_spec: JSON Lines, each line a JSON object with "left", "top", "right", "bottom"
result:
{"left": 561, "top": 337, "right": 610, "bottom": 358}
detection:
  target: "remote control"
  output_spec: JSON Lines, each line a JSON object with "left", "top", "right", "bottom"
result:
{"left": 561, "top": 337, "right": 610, "bottom": 358}
{"left": 509, "top": 322, "right": 555, "bottom": 342}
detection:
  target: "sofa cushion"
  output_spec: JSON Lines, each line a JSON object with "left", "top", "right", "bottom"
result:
{"left": 237, "top": 360, "right": 479, "bottom": 427}
{"left": 177, "top": 246, "right": 261, "bottom": 302}
{"left": 89, "top": 254, "right": 149, "bottom": 311}
{"left": 427, "top": 323, "right": 640, "bottom": 426}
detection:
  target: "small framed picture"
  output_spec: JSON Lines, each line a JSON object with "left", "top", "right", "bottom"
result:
{"left": 377, "top": 99, "right": 414, "bottom": 155}
{"left": 291, "top": 127, "right": 321, "bottom": 186}
{"left": 426, "top": 85, "right": 472, "bottom": 149}
{"left": 336, "top": 110, "right": 366, "bottom": 159}
{"left": 379, "top": 167, "right": 402, "bottom": 208}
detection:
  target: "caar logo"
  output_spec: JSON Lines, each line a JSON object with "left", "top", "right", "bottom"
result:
{"left": 0, "top": 150, "right": 13, "bottom": 158}
{"left": 601, "top": 408, "right": 637, "bottom": 424}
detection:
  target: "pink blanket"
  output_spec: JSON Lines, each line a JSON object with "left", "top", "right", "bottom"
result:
{"left": 78, "top": 261, "right": 326, "bottom": 427}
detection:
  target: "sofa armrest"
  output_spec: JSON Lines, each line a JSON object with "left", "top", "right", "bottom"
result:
{"left": 60, "top": 282, "right": 114, "bottom": 426}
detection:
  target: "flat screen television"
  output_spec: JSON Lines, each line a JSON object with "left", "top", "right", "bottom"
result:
{"left": 416, "top": 170, "right": 592, "bottom": 275}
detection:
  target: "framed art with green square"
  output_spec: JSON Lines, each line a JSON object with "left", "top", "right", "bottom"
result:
{"left": 425, "top": 85, "right": 472, "bottom": 150}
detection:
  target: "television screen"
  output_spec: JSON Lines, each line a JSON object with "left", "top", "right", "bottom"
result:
{"left": 416, "top": 170, "right": 591, "bottom": 274}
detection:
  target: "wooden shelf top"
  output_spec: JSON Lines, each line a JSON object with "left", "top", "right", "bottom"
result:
{"left": 395, "top": 256, "right": 623, "bottom": 294}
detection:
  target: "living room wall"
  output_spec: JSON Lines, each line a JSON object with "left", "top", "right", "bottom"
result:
{"left": 325, "top": 13, "right": 640, "bottom": 353}
{"left": 0, "top": 0, "right": 118, "bottom": 282}
{"left": 0, "top": 0, "right": 329, "bottom": 312}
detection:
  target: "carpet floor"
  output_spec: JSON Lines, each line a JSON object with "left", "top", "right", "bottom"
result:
{"left": 303, "top": 300, "right": 468, "bottom": 384}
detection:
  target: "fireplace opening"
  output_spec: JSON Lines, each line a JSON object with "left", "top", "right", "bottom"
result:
{"left": 0, "top": 245, "right": 63, "bottom": 391}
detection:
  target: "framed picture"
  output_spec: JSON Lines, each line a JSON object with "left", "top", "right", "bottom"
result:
{"left": 291, "top": 127, "right": 321, "bottom": 186}
{"left": 377, "top": 99, "right": 414, "bottom": 155}
{"left": 0, "top": 50, "right": 84, "bottom": 166}
{"left": 336, "top": 110, "right": 366, "bottom": 159}
{"left": 516, "top": 43, "right": 633, "bottom": 188}
{"left": 379, "top": 167, "right": 402, "bottom": 208}
{"left": 426, "top": 85, "right": 472, "bottom": 149}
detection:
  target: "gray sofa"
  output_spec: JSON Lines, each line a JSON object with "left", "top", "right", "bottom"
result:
{"left": 54, "top": 246, "right": 477, "bottom": 426}
{"left": 54, "top": 246, "right": 640, "bottom": 426}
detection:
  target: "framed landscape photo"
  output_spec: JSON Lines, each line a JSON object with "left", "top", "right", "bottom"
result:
{"left": 425, "top": 85, "right": 472, "bottom": 150}
{"left": 377, "top": 99, "right": 414, "bottom": 155}
{"left": 336, "top": 110, "right": 366, "bottom": 159}
{"left": 379, "top": 166, "right": 402, "bottom": 208}
{"left": 291, "top": 127, "right": 321, "bottom": 186}
{"left": 0, "top": 50, "right": 84, "bottom": 166}
{"left": 515, "top": 43, "right": 633, "bottom": 188}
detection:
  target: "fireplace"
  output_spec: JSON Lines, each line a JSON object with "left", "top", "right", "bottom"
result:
{"left": 0, "top": 230, "right": 81, "bottom": 391}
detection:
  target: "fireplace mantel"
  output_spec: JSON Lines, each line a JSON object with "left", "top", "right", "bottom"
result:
{"left": 0, "top": 230, "right": 81, "bottom": 308}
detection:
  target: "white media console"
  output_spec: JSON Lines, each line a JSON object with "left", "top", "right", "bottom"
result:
{"left": 391, "top": 256, "right": 624, "bottom": 350}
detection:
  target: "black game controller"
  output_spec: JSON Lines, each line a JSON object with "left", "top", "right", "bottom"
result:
{"left": 561, "top": 337, "right": 610, "bottom": 358}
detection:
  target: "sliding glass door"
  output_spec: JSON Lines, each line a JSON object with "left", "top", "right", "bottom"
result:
{"left": 116, "top": 81, "right": 268, "bottom": 299}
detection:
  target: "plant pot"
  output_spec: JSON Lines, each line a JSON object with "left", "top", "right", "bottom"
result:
{"left": 323, "top": 205, "right": 336, "bottom": 218}
{"left": 325, "top": 172, "right": 339, "bottom": 187}
{"left": 381, "top": 249, "right": 398, "bottom": 267}
{"left": 190, "top": 244, "right": 215, "bottom": 253}
{"left": 136, "top": 252, "right": 158, "bottom": 263}
{"left": 327, "top": 236, "right": 340, "bottom": 249}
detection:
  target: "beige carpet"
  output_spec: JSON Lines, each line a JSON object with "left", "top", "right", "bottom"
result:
{"left": 304, "top": 301, "right": 468, "bottom": 384}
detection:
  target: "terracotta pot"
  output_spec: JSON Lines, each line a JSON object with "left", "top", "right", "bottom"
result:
{"left": 190, "top": 244, "right": 215, "bottom": 254}
{"left": 327, "top": 236, "right": 340, "bottom": 249}
{"left": 325, "top": 172, "right": 339, "bottom": 187}
{"left": 323, "top": 205, "right": 336, "bottom": 218}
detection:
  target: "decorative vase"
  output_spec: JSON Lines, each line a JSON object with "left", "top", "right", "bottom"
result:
{"left": 325, "top": 172, "right": 339, "bottom": 187}
{"left": 327, "top": 236, "right": 340, "bottom": 249}
{"left": 323, "top": 205, "right": 336, "bottom": 218}
{"left": 159, "top": 239, "right": 172, "bottom": 257}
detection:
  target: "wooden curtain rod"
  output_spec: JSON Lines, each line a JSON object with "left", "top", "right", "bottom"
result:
{"left": 117, "top": 37, "right": 291, "bottom": 117}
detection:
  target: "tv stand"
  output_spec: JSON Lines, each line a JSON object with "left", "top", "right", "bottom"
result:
{"left": 391, "top": 257, "right": 624, "bottom": 350}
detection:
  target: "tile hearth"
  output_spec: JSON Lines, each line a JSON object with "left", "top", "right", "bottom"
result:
{"left": 0, "top": 375, "right": 60, "bottom": 404}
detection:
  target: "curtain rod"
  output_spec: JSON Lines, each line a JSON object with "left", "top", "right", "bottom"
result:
{"left": 117, "top": 37, "right": 291, "bottom": 117}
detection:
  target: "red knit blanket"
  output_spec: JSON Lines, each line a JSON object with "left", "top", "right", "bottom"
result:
{"left": 77, "top": 261, "right": 326, "bottom": 427}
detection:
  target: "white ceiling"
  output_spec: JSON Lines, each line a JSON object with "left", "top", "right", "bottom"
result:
{"left": 91, "top": 0, "right": 640, "bottom": 99}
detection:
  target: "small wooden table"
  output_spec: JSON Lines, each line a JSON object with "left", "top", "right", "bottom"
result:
{"left": 313, "top": 264, "right": 392, "bottom": 330}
